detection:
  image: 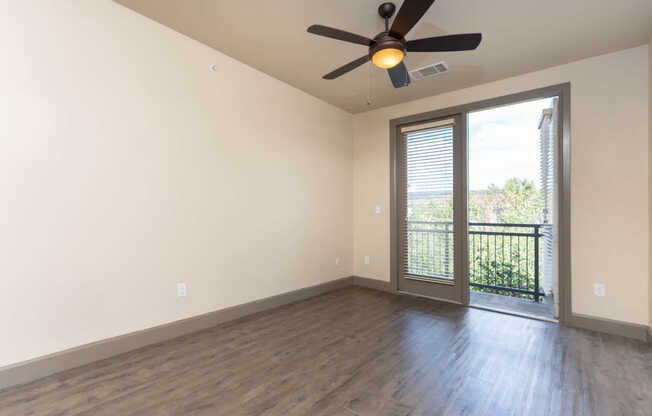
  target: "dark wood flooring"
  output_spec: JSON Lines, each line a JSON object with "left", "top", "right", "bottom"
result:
{"left": 1, "top": 287, "right": 650, "bottom": 416}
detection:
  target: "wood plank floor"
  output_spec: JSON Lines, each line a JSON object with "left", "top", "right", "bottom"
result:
{"left": 1, "top": 287, "right": 650, "bottom": 416}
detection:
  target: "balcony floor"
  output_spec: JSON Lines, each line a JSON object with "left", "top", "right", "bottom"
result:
{"left": 470, "top": 290, "right": 555, "bottom": 321}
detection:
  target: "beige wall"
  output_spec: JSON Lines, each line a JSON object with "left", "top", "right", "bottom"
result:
{"left": 353, "top": 45, "right": 650, "bottom": 325}
{"left": 0, "top": 1, "right": 353, "bottom": 367}
{"left": 649, "top": 35, "right": 652, "bottom": 330}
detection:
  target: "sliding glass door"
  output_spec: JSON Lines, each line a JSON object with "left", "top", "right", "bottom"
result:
{"left": 391, "top": 85, "right": 568, "bottom": 319}
{"left": 396, "top": 115, "right": 468, "bottom": 304}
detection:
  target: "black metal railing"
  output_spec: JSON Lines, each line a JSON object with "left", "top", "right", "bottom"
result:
{"left": 407, "top": 221, "right": 545, "bottom": 302}
{"left": 406, "top": 221, "right": 454, "bottom": 280}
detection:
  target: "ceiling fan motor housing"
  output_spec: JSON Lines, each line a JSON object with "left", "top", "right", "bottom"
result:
{"left": 369, "top": 33, "right": 406, "bottom": 58}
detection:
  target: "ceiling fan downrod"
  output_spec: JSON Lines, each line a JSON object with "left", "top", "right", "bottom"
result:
{"left": 378, "top": 2, "right": 396, "bottom": 32}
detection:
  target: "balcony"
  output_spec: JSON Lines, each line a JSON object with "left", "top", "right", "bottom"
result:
{"left": 407, "top": 221, "right": 550, "bottom": 311}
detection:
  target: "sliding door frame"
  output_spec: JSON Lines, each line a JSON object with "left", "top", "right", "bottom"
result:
{"left": 389, "top": 83, "right": 571, "bottom": 323}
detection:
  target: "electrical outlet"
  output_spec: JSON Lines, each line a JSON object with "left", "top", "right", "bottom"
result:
{"left": 593, "top": 283, "right": 605, "bottom": 297}
{"left": 364, "top": 256, "right": 370, "bottom": 265}
{"left": 177, "top": 282, "right": 187, "bottom": 297}
{"left": 335, "top": 257, "right": 340, "bottom": 266}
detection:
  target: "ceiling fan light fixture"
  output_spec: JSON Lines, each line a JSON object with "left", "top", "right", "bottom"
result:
{"left": 371, "top": 48, "right": 404, "bottom": 69}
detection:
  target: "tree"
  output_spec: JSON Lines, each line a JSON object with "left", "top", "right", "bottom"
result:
{"left": 499, "top": 178, "right": 543, "bottom": 224}
{"left": 469, "top": 178, "right": 543, "bottom": 224}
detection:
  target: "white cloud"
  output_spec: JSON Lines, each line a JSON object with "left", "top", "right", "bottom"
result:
{"left": 468, "top": 98, "right": 553, "bottom": 190}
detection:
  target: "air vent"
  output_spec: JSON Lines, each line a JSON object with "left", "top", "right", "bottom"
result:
{"left": 409, "top": 61, "right": 449, "bottom": 81}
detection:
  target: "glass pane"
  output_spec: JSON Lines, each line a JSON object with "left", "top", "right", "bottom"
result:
{"left": 406, "top": 125, "right": 454, "bottom": 280}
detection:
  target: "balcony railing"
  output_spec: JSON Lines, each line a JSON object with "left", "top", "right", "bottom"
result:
{"left": 406, "top": 221, "right": 545, "bottom": 302}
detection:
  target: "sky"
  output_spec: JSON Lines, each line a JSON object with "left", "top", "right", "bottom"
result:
{"left": 468, "top": 97, "right": 553, "bottom": 191}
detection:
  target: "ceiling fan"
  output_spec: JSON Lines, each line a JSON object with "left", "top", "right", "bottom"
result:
{"left": 307, "top": 0, "right": 482, "bottom": 88}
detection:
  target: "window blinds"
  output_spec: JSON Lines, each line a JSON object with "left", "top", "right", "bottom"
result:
{"left": 402, "top": 121, "right": 455, "bottom": 280}
{"left": 539, "top": 98, "right": 558, "bottom": 295}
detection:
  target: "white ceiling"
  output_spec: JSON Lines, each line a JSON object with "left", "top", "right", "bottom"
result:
{"left": 114, "top": 0, "right": 652, "bottom": 113}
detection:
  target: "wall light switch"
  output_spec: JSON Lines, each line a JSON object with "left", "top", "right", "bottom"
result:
{"left": 375, "top": 205, "right": 381, "bottom": 214}
{"left": 335, "top": 257, "right": 340, "bottom": 266}
{"left": 177, "top": 282, "right": 187, "bottom": 297}
{"left": 364, "top": 256, "right": 370, "bottom": 265}
{"left": 593, "top": 283, "right": 605, "bottom": 297}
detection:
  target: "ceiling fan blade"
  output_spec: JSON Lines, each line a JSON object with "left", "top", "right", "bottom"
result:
{"left": 307, "top": 25, "right": 372, "bottom": 46}
{"left": 390, "top": 0, "right": 436, "bottom": 38}
{"left": 407, "top": 33, "right": 482, "bottom": 52}
{"left": 387, "top": 61, "right": 411, "bottom": 88}
{"left": 323, "top": 55, "right": 370, "bottom": 79}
